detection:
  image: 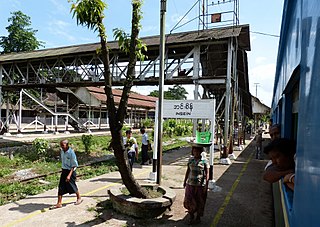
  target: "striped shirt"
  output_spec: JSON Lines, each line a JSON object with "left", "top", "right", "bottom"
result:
{"left": 123, "top": 137, "right": 138, "bottom": 153}
{"left": 187, "top": 156, "right": 209, "bottom": 186}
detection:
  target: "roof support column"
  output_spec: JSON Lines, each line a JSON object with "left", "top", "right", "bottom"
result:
{"left": 193, "top": 83, "right": 199, "bottom": 136}
{"left": 65, "top": 94, "right": 70, "bottom": 134}
{"left": 0, "top": 65, "right": 2, "bottom": 128}
{"left": 228, "top": 38, "right": 238, "bottom": 158}
{"left": 6, "top": 93, "right": 11, "bottom": 135}
{"left": 192, "top": 45, "right": 201, "bottom": 136}
{"left": 221, "top": 37, "right": 233, "bottom": 164}
{"left": 54, "top": 92, "right": 58, "bottom": 134}
{"left": 17, "top": 89, "right": 23, "bottom": 136}
{"left": 98, "top": 105, "right": 102, "bottom": 130}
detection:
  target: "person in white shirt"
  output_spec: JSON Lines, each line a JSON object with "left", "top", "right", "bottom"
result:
{"left": 140, "top": 127, "right": 151, "bottom": 165}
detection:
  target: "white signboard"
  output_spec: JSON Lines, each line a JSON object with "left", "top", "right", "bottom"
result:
{"left": 153, "top": 99, "right": 216, "bottom": 166}
{"left": 162, "top": 100, "right": 215, "bottom": 119}
{"left": 152, "top": 99, "right": 216, "bottom": 187}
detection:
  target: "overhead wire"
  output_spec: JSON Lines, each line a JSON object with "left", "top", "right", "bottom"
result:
{"left": 250, "top": 31, "right": 280, "bottom": 38}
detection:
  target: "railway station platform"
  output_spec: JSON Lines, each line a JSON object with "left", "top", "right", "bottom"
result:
{"left": 0, "top": 134, "right": 274, "bottom": 227}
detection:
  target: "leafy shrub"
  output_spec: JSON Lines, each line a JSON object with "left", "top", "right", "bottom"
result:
{"left": 163, "top": 119, "right": 193, "bottom": 137}
{"left": 82, "top": 134, "right": 94, "bottom": 154}
{"left": 0, "top": 167, "right": 12, "bottom": 177}
{"left": 32, "top": 138, "right": 49, "bottom": 159}
{"left": 141, "top": 118, "right": 154, "bottom": 128}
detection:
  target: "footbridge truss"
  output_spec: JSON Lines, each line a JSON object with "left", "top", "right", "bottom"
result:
{"left": 0, "top": 25, "right": 251, "bottom": 153}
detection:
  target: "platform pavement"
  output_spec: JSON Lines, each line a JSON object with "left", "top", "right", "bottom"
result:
{"left": 0, "top": 134, "right": 274, "bottom": 227}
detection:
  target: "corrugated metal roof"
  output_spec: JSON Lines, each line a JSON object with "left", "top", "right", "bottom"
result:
{"left": 87, "top": 87, "right": 156, "bottom": 109}
{"left": 0, "top": 25, "right": 250, "bottom": 63}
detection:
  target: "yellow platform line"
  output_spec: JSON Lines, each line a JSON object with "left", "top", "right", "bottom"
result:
{"left": 2, "top": 169, "right": 150, "bottom": 227}
{"left": 211, "top": 153, "right": 253, "bottom": 227}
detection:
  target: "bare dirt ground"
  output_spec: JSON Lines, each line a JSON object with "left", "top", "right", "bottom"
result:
{"left": 0, "top": 136, "right": 273, "bottom": 227}
{"left": 74, "top": 137, "right": 273, "bottom": 227}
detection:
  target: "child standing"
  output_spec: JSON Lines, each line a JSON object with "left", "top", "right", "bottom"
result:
{"left": 123, "top": 130, "right": 138, "bottom": 171}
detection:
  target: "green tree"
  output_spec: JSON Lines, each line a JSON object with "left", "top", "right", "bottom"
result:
{"left": 149, "top": 85, "right": 188, "bottom": 100}
{"left": 0, "top": 11, "right": 44, "bottom": 117}
{"left": 70, "top": 0, "right": 148, "bottom": 198}
{"left": 0, "top": 11, "right": 44, "bottom": 53}
{"left": 148, "top": 90, "right": 159, "bottom": 97}
{"left": 166, "top": 85, "right": 188, "bottom": 100}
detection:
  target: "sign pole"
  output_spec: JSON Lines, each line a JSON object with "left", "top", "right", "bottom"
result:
{"left": 156, "top": 0, "right": 167, "bottom": 185}
{"left": 149, "top": 102, "right": 158, "bottom": 181}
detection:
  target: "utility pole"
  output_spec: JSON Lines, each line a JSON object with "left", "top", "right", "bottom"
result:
{"left": 254, "top": 83, "right": 260, "bottom": 97}
{"left": 253, "top": 83, "right": 260, "bottom": 134}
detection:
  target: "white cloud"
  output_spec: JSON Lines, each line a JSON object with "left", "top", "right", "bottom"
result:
{"left": 50, "top": 0, "right": 69, "bottom": 14}
{"left": 249, "top": 63, "right": 276, "bottom": 106}
{"left": 250, "top": 35, "right": 257, "bottom": 42}
{"left": 10, "top": 0, "right": 21, "bottom": 9}
{"left": 131, "top": 85, "right": 157, "bottom": 96}
{"left": 47, "top": 19, "right": 76, "bottom": 42}
{"left": 255, "top": 57, "right": 267, "bottom": 64}
{"left": 169, "top": 14, "right": 190, "bottom": 31}
{"left": 140, "top": 25, "right": 158, "bottom": 37}
{"left": 80, "top": 37, "right": 97, "bottom": 43}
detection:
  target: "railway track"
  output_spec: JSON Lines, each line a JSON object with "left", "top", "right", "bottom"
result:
{"left": 0, "top": 156, "right": 115, "bottom": 203}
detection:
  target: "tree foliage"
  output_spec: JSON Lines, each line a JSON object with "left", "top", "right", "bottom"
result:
{"left": 113, "top": 28, "right": 147, "bottom": 60}
{"left": 0, "top": 11, "right": 44, "bottom": 53}
{"left": 166, "top": 85, "right": 188, "bottom": 100}
{"left": 70, "top": 0, "right": 148, "bottom": 198}
{"left": 148, "top": 85, "right": 188, "bottom": 100}
{"left": 148, "top": 90, "right": 159, "bottom": 97}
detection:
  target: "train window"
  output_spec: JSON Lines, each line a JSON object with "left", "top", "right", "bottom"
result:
{"left": 291, "top": 83, "right": 299, "bottom": 141}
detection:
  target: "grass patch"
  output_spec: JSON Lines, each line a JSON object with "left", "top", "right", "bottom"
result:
{"left": 0, "top": 133, "right": 188, "bottom": 205}
{"left": 0, "top": 159, "right": 117, "bottom": 206}
{"left": 163, "top": 139, "right": 189, "bottom": 152}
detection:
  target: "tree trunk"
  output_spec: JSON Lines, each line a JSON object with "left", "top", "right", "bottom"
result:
{"left": 100, "top": 2, "right": 149, "bottom": 199}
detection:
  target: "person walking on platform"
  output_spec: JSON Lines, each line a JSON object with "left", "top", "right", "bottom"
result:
{"left": 255, "top": 129, "right": 263, "bottom": 159}
{"left": 140, "top": 127, "right": 151, "bottom": 165}
{"left": 50, "top": 139, "right": 82, "bottom": 209}
{"left": 183, "top": 145, "right": 209, "bottom": 224}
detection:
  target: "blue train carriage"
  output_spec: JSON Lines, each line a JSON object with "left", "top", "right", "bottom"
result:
{"left": 271, "top": 0, "right": 320, "bottom": 226}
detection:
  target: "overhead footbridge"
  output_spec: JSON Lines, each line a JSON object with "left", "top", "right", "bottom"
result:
{"left": 0, "top": 25, "right": 251, "bottom": 145}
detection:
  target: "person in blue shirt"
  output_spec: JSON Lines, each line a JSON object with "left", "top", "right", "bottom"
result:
{"left": 50, "top": 139, "right": 82, "bottom": 209}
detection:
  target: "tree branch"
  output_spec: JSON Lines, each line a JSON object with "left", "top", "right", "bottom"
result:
{"left": 117, "top": 1, "right": 140, "bottom": 123}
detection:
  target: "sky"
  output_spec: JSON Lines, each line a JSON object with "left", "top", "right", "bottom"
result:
{"left": 0, "top": 0, "right": 284, "bottom": 107}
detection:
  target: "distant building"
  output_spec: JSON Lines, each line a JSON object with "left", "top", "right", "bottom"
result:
{"left": 0, "top": 87, "right": 157, "bottom": 133}
{"left": 251, "top": 96, "right": 270, "bottom": 131}
{"left": 252, "top": 96, "right": 270, "bottom": 115}
{"left": 74, "top": 87, "right": 157, "bottom": 127}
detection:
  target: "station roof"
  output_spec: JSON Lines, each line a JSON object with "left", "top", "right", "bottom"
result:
{"left": 0, "top": 25, "right": 250, "bottom": 63}
{"left": 87, "top": 87, "right": 157, "bottom": 110}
